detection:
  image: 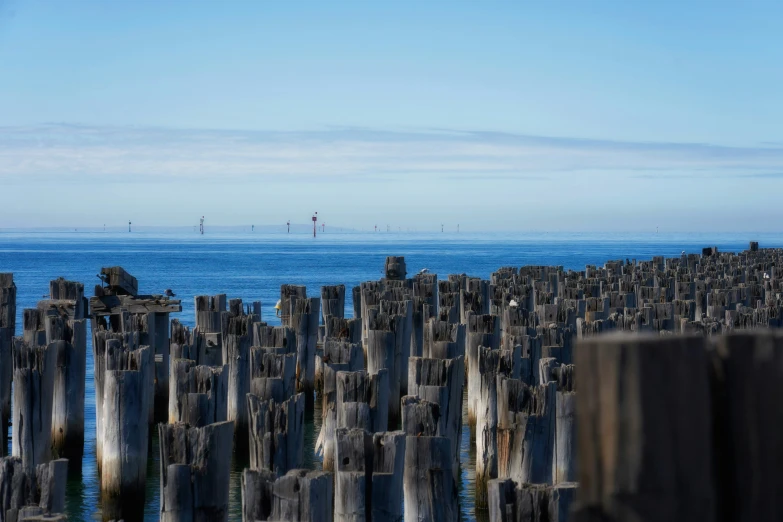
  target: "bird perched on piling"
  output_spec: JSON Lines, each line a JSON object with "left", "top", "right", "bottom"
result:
{"left": 164, "top": 289, "right": 176, "bottom": 297}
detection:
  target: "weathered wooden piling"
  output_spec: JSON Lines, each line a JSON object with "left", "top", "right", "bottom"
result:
{"left": 12, "top": 339, "right": 56, "bottom": 472}
{"left": 488, "top": 480, "right": 577, "bottom": 522}
{"left": 371, "top": 431, "right": 406, "bottom": 522}
{"left": 48, "top": 317, "right": 87, "bottom": 465}
{"left": 335, "top": 428, "right": 373, "bottom": 522}
{"left": 408, "top": 355, "right": 465, "bottom": 478}
{"left": 496, "top": 376, "right": 556, "bottom": 486}
{"left": 280, "top": 285, "right": 307, "bottom": 327}
{"left": 0, "top": 274, "right": 16, "bottom": 457}
{"left": 250, "top": 349, "right": 297, "bottom": 400}
{"left": 403, "top": 434, "right": 459, "bottom": 522}
{"left": 159, "top": 421, "right": 234, "bottom": 522}
{"left": 247, "top": 393, "right": 305, "bottom": 476}
{"left": 0, "top": 457, "right": 69, "bottom": 520}
{"left": 365, "top": 329, "right": 398, "bottom": 428}
{"left": 290, "top": 297, "right": 320, "bottom": 403}
{"left": 168, "top": 358, "right": 228, "bottom": 426}
{"left": 336, "top": 370, "right": 389, "bottom": 433}
{"left": 467, "top": 314, "right": 500, "bottom": 431}
{"left": 574, "top": 333, "right": 714, "bottom": 521}
{"left": 321, "top": 284, "right": 346, "bottom": 322}
{"left": 268, "top": 469, "right": 334, "bottom": 522}
{"left": 101, "top": 369, "right": 149, "bottom": 522}
{"left": 226, "top": 318, "right": 253, "bottom": 450}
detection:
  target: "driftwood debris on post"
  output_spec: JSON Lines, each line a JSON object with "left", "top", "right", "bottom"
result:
{"left": 159, "top": 421, "right": 234, "bottom": 522}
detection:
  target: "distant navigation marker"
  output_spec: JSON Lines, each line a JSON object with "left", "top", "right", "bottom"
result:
{"left": 129, "top": 221, "right": 132, "bottom": 233}
{"left": 287, "top": 221, "right": 290, "bottom": 233}
{"left": 200, "top": 216, "right": 205, "bottom": 235}
{"left": 312, "top": 212, "right": 318, "bottom": 238}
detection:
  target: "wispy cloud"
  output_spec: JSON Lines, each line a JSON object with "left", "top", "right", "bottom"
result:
{"left": 0, "top": 123, "right": 782, "bottom": 182}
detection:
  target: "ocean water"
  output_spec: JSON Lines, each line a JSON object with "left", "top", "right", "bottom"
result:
{"left": 1, "top": 230, "right": 780, "bottom": 521}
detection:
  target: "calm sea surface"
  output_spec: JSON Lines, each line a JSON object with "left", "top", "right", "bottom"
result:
{"left": 1, "top": 230, "right": 780, "bottom": 521}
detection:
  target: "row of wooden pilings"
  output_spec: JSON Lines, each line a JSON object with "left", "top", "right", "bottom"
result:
{"left": 2, "top": 242, "right": 782, "bottom": 521}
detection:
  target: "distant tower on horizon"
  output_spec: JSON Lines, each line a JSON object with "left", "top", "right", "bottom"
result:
{"left": 200, "top": 216, "right": 205, "bottom": 235}
{"left": 129, "top": 220, "right": 132, "bottom": 233}
{"left": 287, "top": 220, "right": 290, "bottom": 233}
{"left": 374, "top": 225, "right": 377, "bottom": 232}
{"left": 322, "top": 223, "right": 326, "bottom": 233}
{"left": 312, "top": 212, "right": 318, "bottom": 238}
{"left": 441, "top": 224, "right": 444, "bottom": 233}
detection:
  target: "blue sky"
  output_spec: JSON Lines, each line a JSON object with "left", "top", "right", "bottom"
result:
{"left": 0, "top": 0, "right": 781, "bottom": 231}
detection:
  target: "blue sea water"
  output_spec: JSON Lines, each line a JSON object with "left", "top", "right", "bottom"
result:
{"left": 0, "top": 230, "right": 780, "bottom": 521}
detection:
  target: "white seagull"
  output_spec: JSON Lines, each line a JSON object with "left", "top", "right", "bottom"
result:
{"left": 509, "top": 299, "right": 519, "bottom": 307}
{"left": 419, "top": 268, "right": 429, "bottom": 275}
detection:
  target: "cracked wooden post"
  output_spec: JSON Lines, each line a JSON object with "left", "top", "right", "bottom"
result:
{"left": 270, "top": 469, "right": 334, "bottom": 522}
{"left": 574, "top": 333, "right": 714, "bottom": 521}
{"left": 291, "top": 297, "right": 320, "bottom": 408}
{"left": 403, "top": 434, "right": 458, "bottom": 522}
{"left": 101, "top": 369, "right": 149, "bottom": 522}
{"left": 12, "top": 339, "right": 56, "bottom": 472}
{"left": 0, "top": 457, "right": 69, "bottom": 519}
{"left": 336, "top": 370, "right": 388, "bottom": 433}
{"left": 371, "top": 431, "right": 406, "bottom": 522}
{"left": 335, "top": 428, "right": 373, "bottom": 522}
{"left": 496, "top": 375, "right": 556, "bottom": 486}
{"left": 467, "top": 314, "right": 500, "bottom": 434}
{"left": 280, "top": 285, "right": 306, "bottom": 327}
{"left": 488, "top": 480, "right": 576, "bottom": 522}
{"left": 168, "top": 358, "right": 228, "bottom": 425}
{"left": 554, "top": 364, "right": 575, "bottom": 484}
{"left": 226, "top": 317, "right": 254, "bottom": 453}
{"left": 194, "top": 294, "right": 226, "bottom": 366}
{"left": 247, "top": 393, "right": 305, "bottom": 476}
{"left": 321, "top": 285, "right": 346, "bottom": 323}
{"left": 475, "top": 345, "right": 506, "bottom": 510}
{"left": 379, "top": 299, "right": 413, "bottom": 398}
{"left": 49, "top": 317, "right": 87, "bottom": 467}
{"left": 0, "top": 274, "right": 14, "bottom": 458}
{"left": 159, "top": 421, "right": 234, "bottom": 522}
{"left": 250, "top": 349, "right": 297, "bottom": 401}
{"left": 408, "top": 355, "right": 465, "bottom": 480}
{"left": 366, "top": 329, "right": 398, "bottom": 428}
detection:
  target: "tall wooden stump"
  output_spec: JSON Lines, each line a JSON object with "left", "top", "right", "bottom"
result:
{"left": 247, "top": 393, "right": 305, "bottom": 476}
{"left": 50, "top": 318, "right": 87, "bottom": 467}
{"left": 0, "top": 274, "right": 16, "bottom": 457}
{"left": 366, "top": 330, "right": 398, "bottom": 428}
{"left": 321, "top": 285, "right": 346, "bottom": 322}
{"left": 249, "top": 349, "right": 297, "bottom": 400}
{"left": 403, "top": 435, "right": 458, "bottom": 522}
{"left": 496, "top": 376, "right": 556, "bottom": 486}
{"left": 291, "top": 297, "right": 320, "bottom": 407}
{"left": 101, "top": 370, "right": 149, "bottom": 522}
{"left": 12, "top": 340, "right": 56, "bottom": 472}
{"left": 159, "top": 421, "right": 234, "bottom": 522}
{"left": 226, "top": 328, "right": 252, "bottom": 452}
{"left": 408, "top": 356, "right": 465, "bottom": 479}
{"left": 466, "top": 314, "right": 500, "bottom": 433}
{"left": 335, "top": 428, "right": 372, "bottom": 522}
{"left": 271, "top": 469, "right": 334, "bottom": 522}
{"left": 168, "top": 359, "right": 228, "bottom": 425}
{"left": 0, "top": 457, "right": 69, "bottom": 519}
{"left": 371, "top": 431, "right": 406, "bottom": 522}
{"left": 574, "top": 333, "right": 714, "bottom": 522}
